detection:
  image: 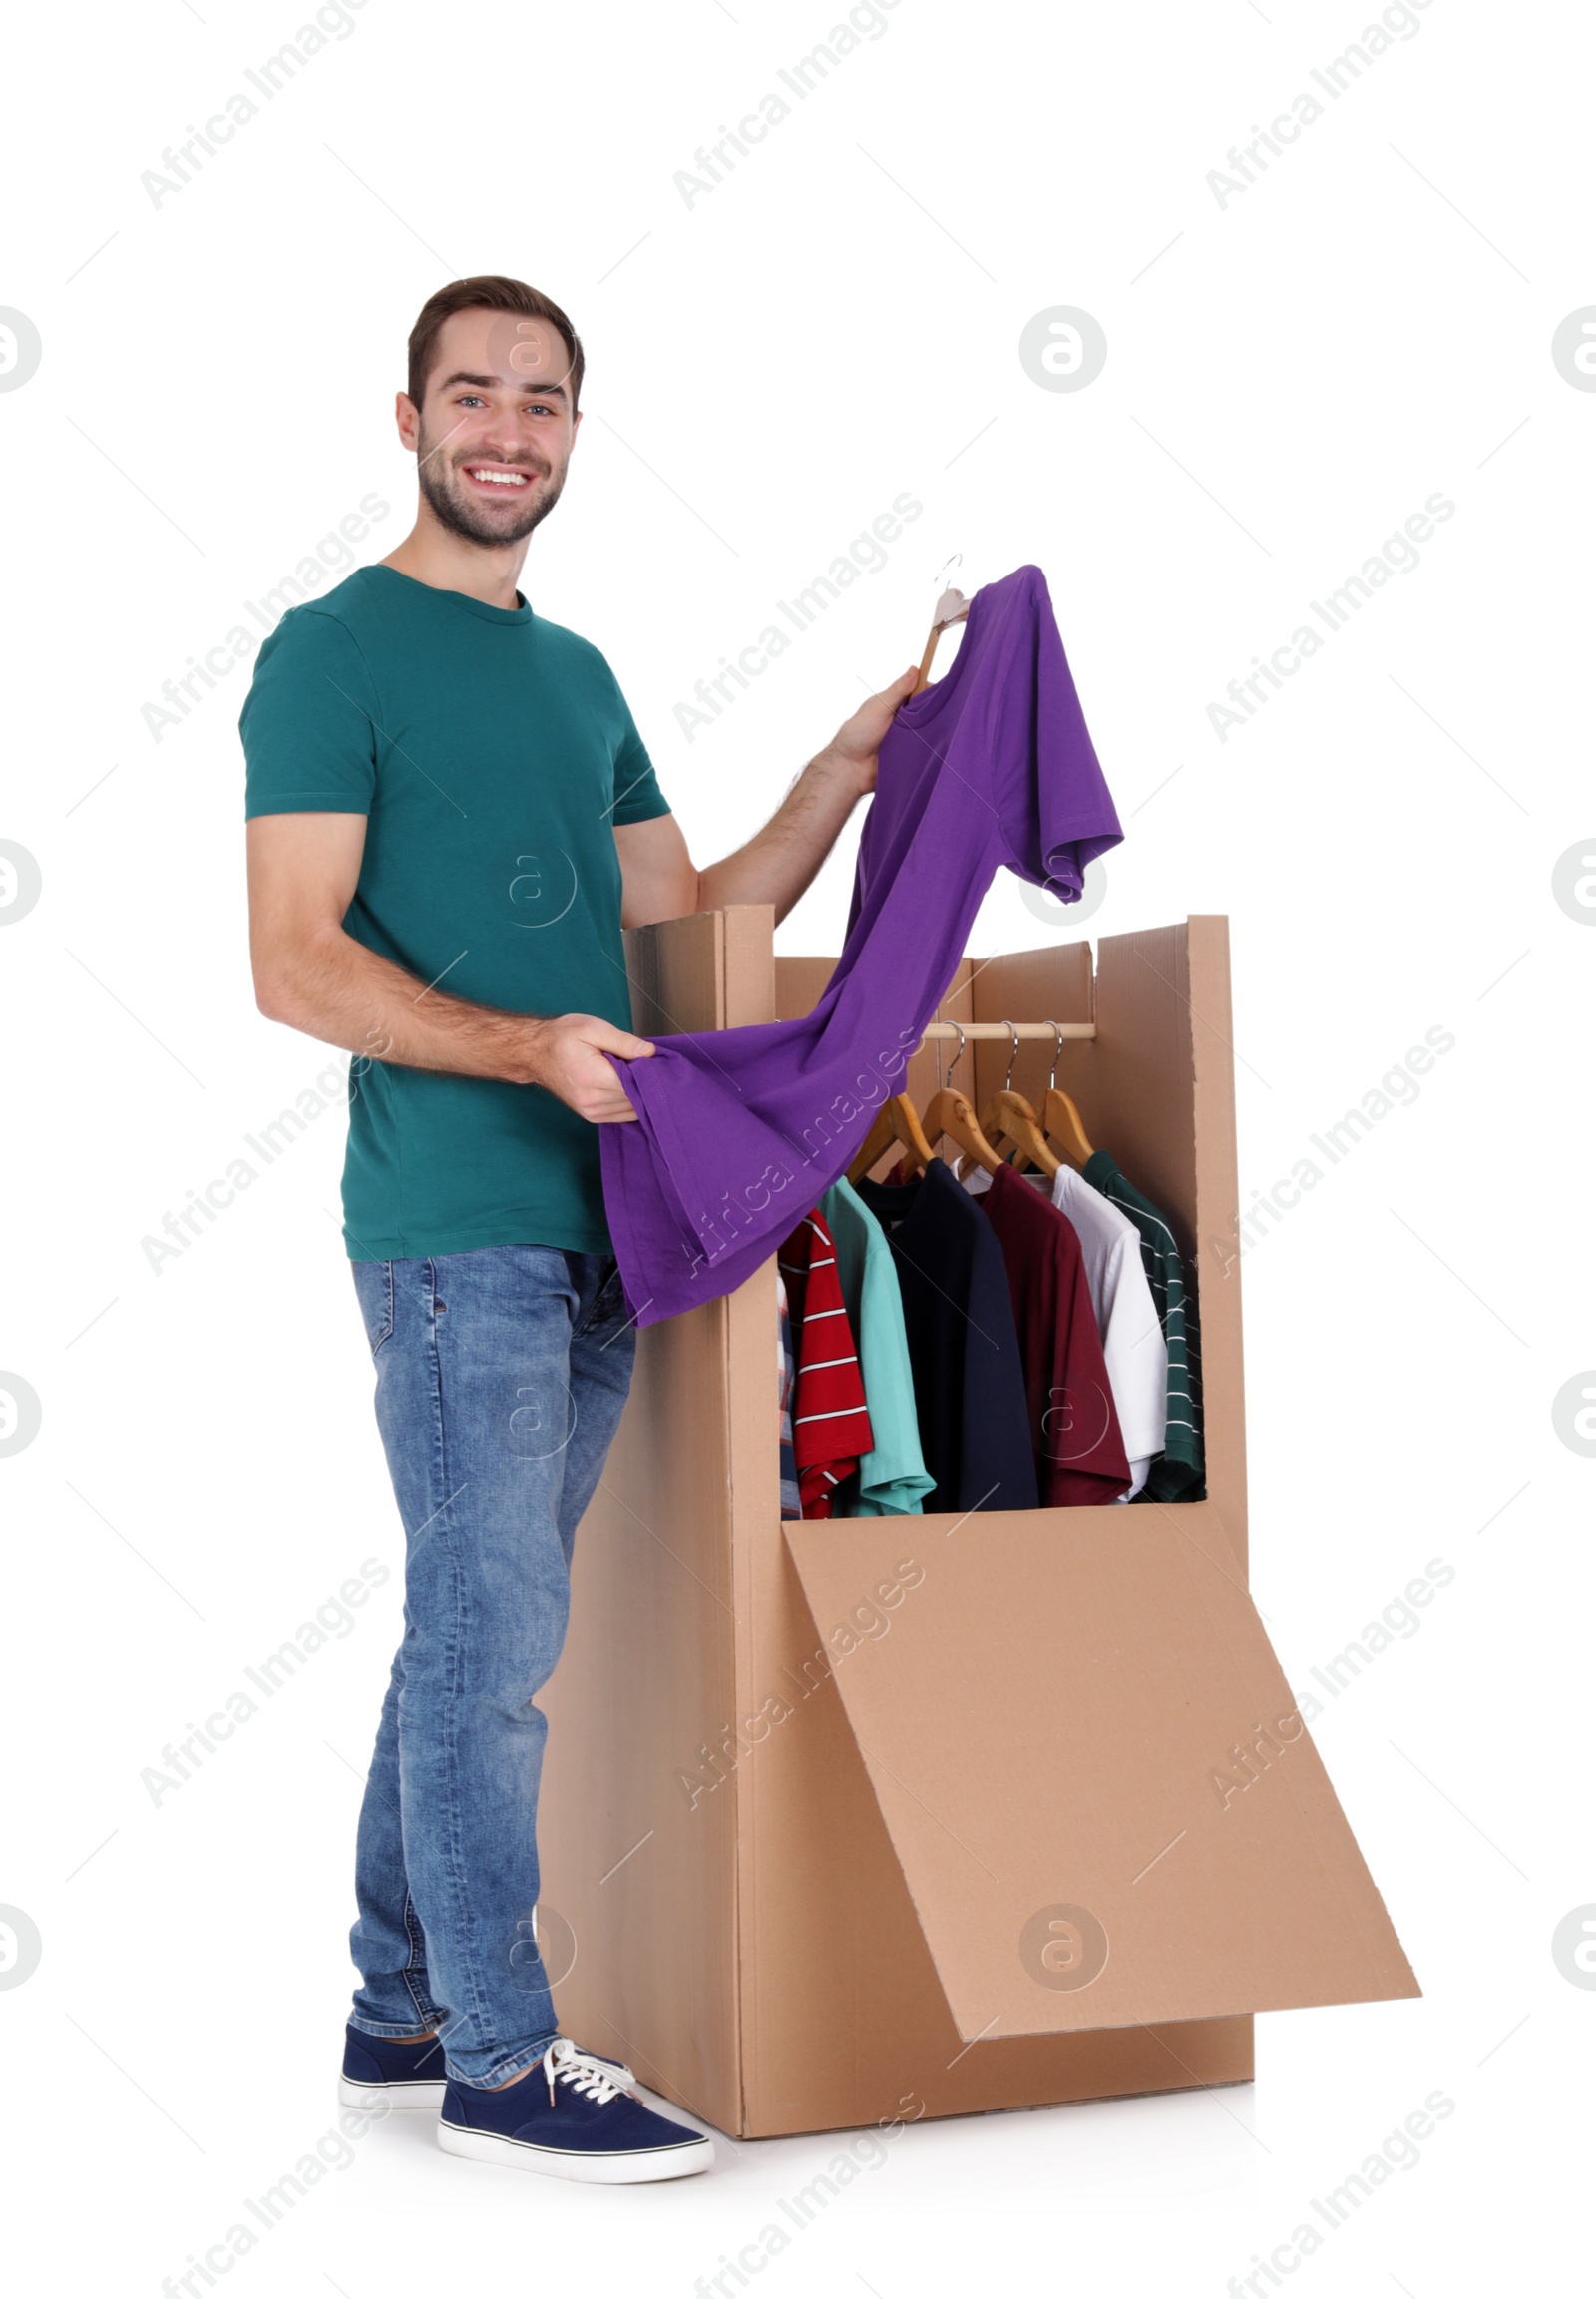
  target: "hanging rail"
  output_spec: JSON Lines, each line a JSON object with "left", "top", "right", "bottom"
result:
{"left": 915, "top": 1020, "right": 1096, "bottom": 1043}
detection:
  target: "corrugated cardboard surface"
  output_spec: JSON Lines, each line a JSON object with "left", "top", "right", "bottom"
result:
{"left": 538, "top": 910, "right": 746, "bottom": 2132}
{"left": 783, "top": 1509, "right": 1418, "bottom": 2040}
{"left": 738, "top": 923, "right": 1266, "bottom": 2131}
{"left": 734, "top": 1507, "right": 1252, "bottom": 2134}
{"left": 540, "top": 913, "right": 1410, "bottom": 2137}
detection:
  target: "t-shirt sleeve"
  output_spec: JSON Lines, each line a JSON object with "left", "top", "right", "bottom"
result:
{"left": 608, "top": 694, "right": 671, "bottom": 828}
{"left": 240, "top": 605, "right": 381, "bottom": 819}
{"left": 993, "top": 569, "right": 1122, "bottom": 900}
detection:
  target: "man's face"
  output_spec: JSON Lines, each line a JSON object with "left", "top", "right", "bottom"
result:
{"left": 403, "top": 307, "right": 580, "bottom": 547}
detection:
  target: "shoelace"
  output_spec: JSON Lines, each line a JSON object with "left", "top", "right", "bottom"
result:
{"left": 540, "top": 2037, "right": 635, "bottom": 2107}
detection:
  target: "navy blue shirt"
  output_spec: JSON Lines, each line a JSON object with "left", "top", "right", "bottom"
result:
{"left": 855, "top": 1158, "right": 1038, "bottom": 1514}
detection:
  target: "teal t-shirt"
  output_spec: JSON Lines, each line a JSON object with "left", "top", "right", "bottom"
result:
{"left": 240, "top": 564, "right": 671, "bottom": 1260}
{"left": 820, "top": 1176, "right": 936, "bottom": 1517}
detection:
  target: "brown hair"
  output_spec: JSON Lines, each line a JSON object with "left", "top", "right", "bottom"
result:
{"left": 406, "top": 276, "right": 586, "bottom": 412}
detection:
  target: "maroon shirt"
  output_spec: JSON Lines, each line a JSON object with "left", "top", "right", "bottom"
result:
{"left": 978, "top": 1162, "right": 1131, "bottom": 1506}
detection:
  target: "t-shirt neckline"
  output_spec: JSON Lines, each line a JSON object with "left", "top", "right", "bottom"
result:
{"left": 366, "top": 562, "right": 533, "bottom": 626}
{"left": 857, "top": 1156, "right": 966, "bottom": 1232}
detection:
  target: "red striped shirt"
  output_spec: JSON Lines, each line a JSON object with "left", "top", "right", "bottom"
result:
{"left": 776, "top": 1209, "right": 874, "bottom": 1518}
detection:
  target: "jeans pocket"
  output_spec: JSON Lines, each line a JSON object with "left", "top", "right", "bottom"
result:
{"left": 352, "top": 1259, "right": 394, "bottom": 1357}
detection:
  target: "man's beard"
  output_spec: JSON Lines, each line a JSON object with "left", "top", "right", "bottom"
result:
{"left": 417, "top": 443, "right": 567, "bottom": 547}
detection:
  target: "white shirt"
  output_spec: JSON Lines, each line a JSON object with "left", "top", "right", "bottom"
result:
{"left": 960, "top": 1159, "right": 1167, "bottom": 1499}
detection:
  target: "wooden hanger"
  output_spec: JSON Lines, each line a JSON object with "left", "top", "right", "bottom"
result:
{"left": 1038, "top": 1019, "right": 1095, "bottom": 1167}
{"left": 913, "top": 562, "right": 972, "bottom": 695}
{"left": 979, "top": 1021, "right": 1059, "bottom": 1177}
{"left": 846, "top": 1092, "right": 935, "bottom": 1186}
{"left": 917, "top": 1084, "right": 1001, "bottom": 1174}
{"left": 905, "top": 1022, "right": 1001, "bottom": 1176}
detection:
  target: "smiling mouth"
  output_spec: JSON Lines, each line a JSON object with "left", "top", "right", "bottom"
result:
{"left": 462, "top": 463, "right": 538, "bottom": 490}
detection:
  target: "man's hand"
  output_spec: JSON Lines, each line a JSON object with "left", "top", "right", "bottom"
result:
{"left": 614, "top": 660, "right": 921, "bottom": 933}
{"left": 817, "top": 666, "right": 921, "bottom": 796}
{"left": 523, "top": 1013, "right": 655, "bottom": 1122}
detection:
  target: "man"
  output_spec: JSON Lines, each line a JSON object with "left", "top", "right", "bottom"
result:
{"left": 241, "top": 275, "right": 914, "bottom": 2182}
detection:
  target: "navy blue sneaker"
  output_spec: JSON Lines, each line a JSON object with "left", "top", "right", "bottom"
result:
{"left": 438, "top": 2037, "right": 714, "bottom": 2182}
{"left": 339, "top": 2023, "right": 447, "bottom": 2109}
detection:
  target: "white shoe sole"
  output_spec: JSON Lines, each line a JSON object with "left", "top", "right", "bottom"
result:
{"left": 339, "top": 2075, "right": 448, "bottom": 2110}
{"left": 437, "top": 2117, "right": 715, "bottom": 2183}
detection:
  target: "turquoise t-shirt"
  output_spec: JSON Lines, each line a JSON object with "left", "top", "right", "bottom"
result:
{"left": 820, "top": 1177, "right": 936, "bottom": 1517}
{"left": 240, "top": 565, "right": 671, "bottom": 1260}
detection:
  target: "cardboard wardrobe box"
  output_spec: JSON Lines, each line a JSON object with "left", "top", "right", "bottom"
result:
{"left": 539, "top": 910, "right": 1417, "bottom": 2139}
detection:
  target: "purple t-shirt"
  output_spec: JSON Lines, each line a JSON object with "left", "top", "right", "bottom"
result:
{"left": 600, "top": 565, "right": 1122, "bottom": 1326}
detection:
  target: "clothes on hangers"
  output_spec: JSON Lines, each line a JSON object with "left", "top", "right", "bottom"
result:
{"left": 600, "top": 566, "right": 1123, "bottom": 1327}
{"left": 976, "top": 1162, "right": 1132, "bottom": 1506}
{"left": 854, "top": 1159, "right": 1037, "bottom": 1515}
{"left": 962, "top": 1161, "right": 1167, "bottom": 1500}
{"left": 776, "top": 1269, "right": 799, "bottom": 1520}
{"left": 777, "top": 1209, "right": 874, "bottom": 1518}
{"left": 1080, "top": 1150, "right": 1204, "bottom": 1500}
{"left": 819, "top": 1177, "right": 935, "bottom": 1518}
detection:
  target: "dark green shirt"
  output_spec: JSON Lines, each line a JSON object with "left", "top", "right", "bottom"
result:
{"left": 240, "top": 565, "right": 670, "bottom": 1260}
{"left": 1082, "top": 1150, "right": 1205, "bottom": 1501}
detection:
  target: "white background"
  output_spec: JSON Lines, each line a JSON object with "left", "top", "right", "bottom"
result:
{"left": 1, "top": 0, "right": 1590, "bottom": 2289}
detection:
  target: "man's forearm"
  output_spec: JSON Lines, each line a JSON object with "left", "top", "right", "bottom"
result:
{"left": 695, "top": 745, "right": 868, "bottom": 923}
{"left": 257, "top": 926, "right": 556, "bottom": 1082}
{"left": 255, "top": 926, "right": 651, "bottom": 1121}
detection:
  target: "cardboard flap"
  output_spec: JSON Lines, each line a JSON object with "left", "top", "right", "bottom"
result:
{"left": 783, "top": 1508, "right": 1418, "bottom": 2040}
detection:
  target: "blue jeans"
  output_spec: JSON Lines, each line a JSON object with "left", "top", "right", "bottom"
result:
{"left": 346, "top": 1244, "right": 636, "bottom": 2087}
